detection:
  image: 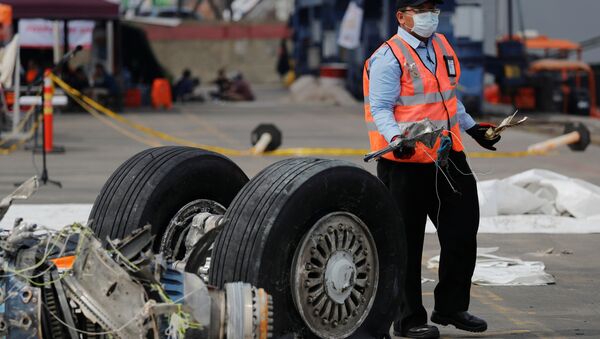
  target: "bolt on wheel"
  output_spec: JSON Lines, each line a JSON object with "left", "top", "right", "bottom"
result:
{"left": 292, "top": 212, "right": 379, "bottom": 339}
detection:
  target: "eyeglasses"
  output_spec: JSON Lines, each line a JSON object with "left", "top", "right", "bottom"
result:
{"left": 402, "top": 8, "right": 441, "bottom": 15}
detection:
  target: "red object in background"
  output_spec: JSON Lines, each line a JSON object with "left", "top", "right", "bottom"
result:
{"left": 0, "top": 4, "right": 12, "bottom": 42}
{"left": 320, "top": 63, "right": 348, "bottom": 79}
{"left": 44, "top": 113, "right": 53, "bottom": 151}
{"left": 26, "top": 69, "right": 39, "bottom": 84}
{"left": 490, "top": 86, "right": 536, "bottom": 110}
{"left": 43, "top": 69, "right": 54, "bottom": 152}
{"left": 484, "top": 84, "right": 500, "bottom": 104}
{"left": 151, "top": 78, "right": 172, "bottom": 109}
{"left": 124, "top": 88, "right": 142, "bottom": 108}
{"left": 511, "top": 87, "right": 536, "bottom": 110}
{"left": 5, "top": 91, "right": 14, "bottom": 106}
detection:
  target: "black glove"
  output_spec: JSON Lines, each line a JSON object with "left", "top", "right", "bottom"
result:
{"left": 391, "top": 136, "right": 416, "bottom": 159}
{"left": 466, "top": 123, "right": 501, "bottom": 151}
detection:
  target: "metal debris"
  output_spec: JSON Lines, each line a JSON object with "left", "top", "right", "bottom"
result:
{"left": 0, "top": 224, "right": 273, "bottom": 338}
{"left": 0, "top": 177, "right": 38, "bottom": 222}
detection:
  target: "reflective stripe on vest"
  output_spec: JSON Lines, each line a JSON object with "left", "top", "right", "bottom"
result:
{"left": 364, "top": 88, "right": 455, "bottom": 106}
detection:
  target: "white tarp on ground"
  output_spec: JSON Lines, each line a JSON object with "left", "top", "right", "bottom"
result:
{"left": 426, "top": 169, "right": 600, "bottom": 234}
{"left": 427, "top": 247, "right": 556, "bottom": 286}
{"left": 0, "top": 204, "right": 91, "bottom": 230}
{"left": 477, "top": 169, "right": 600, "bottom": 218}
{"left": 288, "top": 75, "right": 358, "bottom": 107}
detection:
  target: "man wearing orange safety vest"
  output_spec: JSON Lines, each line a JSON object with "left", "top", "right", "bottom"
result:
{"left": 364, "top": 0, "right": 501, "bottom": 338}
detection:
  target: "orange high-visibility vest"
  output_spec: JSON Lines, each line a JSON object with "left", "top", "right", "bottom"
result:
{"left": 364, "top": 33, "right": 464, "bottom": 163}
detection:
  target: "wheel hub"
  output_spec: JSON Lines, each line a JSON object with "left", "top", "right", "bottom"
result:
{"left": 324, "top": 251, "right": 356, "bottom": 304}
{"left": 160, "top": 199, "right": 225, "bottom": 261}
{"left": 291, "top": 212, "right": 379, "bottom": 339}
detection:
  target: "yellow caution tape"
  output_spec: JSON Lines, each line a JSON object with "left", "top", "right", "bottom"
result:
{"left": 69, "top": 94, "right": 163, "bottom": 148}
{"left": 50, "top": 74, "right": 549, "bottom": 159}
{"left": 51, "top": 74, "right": 246, "bottom": 156}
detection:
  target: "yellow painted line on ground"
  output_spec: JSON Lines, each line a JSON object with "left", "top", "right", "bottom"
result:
{"left": 446, "top": 329, "right": 532, "bottom": 337}
{"left": 472, "top": 287, "right": 567, "bottom": 339}
{"left": 51, "top": 74, "right": 245, "bottom": 156}
{"left": 472, "top": 287, "right": 532, "bottom": 328}
{"left": 488, "top": 329, "right": 532, "bottom": 335}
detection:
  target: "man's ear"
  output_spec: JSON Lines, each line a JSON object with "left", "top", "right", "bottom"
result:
{"left": 396, "top": 10, "right": 405, "bottom": 26}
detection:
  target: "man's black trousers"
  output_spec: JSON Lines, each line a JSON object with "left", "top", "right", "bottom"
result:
{"left": 377, "top": 151, "right": 480, "bottom": 332}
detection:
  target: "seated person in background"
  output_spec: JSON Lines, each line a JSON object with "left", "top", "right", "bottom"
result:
{"left": 88, "top": 63, "right": 120, "bottom": 107}
{"left": 223, "top": 72, "right": 255, "bottom": 102}
{"left": 91, "top": 63, "right": 119, "bottom": 95}
{"left": 71, "top": 66, "right": 90, "bottom": 92}
{"left": 210, "top": 68, "right": 231, "bottom": 100}
{"left": 25, "top": 59, "right": 42, "bottom": 85}
{"left": 173, "top": 69, "right": 202, "bottom": 102}
{"left": 63, "top": 66, "right": 90, "bottom": 111}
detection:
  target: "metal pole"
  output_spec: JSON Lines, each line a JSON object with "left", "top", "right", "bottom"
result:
{"left": 507, "top": 0, "right": 513, "bottom": 39}
{"left": 12, "top": 35, "right": 20, "bottom": 135}
{"left": 40, "top": 71, "right": 48, "bottom": 184}
{"left": 53, "top": 21, "right": 61, "bottom": 64}
{"left": 106, "top": 20, "right": 114, "bottom": 74}
{"left": 63, "top": 20, "right": 70, "bottom": 66}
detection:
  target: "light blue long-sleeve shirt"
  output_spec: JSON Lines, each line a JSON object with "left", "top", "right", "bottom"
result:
{"left": 368, "top": 27, "right": 476, "bottom": 142}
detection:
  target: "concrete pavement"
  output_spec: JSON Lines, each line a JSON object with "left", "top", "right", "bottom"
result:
{"left": 1, "top": 86, "right": 599, "bottom": 338}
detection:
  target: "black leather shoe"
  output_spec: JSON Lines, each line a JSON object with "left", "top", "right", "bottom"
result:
{"left": 393, "top": 324, "right": 440, "bottom": 339}
{"left": 431, "top": 311, "right": 488, "bottom": 332}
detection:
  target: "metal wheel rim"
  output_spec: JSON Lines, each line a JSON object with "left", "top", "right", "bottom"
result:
{"left": 291, "top": 212, "right": 379, "bottom": 339}
{"left": 159, "top": 199, "right": 226, "bottom": 260}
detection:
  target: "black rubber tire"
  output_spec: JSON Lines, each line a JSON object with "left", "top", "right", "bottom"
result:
{"left": 89, "top": 146, "right": 249, "bottom": 246}
{"left": 209, "top": 158, "right": 406, "bottom": 338}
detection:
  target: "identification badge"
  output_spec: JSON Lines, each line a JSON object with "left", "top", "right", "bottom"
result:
{"left": 405, "top": 62, "right": 420, "bottom": 78}
{"left": 444, "top": 55, "right": 456, "bottom": 77}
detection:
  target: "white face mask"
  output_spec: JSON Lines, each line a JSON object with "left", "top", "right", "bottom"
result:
{"left": 410, "top": 11, "right": 439, "bottom": 38}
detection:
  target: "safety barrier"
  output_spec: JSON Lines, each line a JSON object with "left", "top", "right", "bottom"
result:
{"left": 43, "top": 69, "right": 55, "bottom": 152}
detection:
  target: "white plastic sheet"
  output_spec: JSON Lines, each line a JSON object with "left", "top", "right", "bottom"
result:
{"left": 0, "top": 204, "right": 91, "bottom": 230}
{"left": 289, "top": 75, "right": 358, "bottom": 106}
{"left": 426, "top": 169, "right": 600, "bottom": 233}
{"left": 428, "top": 248, "right": 556, "bottom": 286}
{"left": 478, "top": 169, "right": 600, "bottom": 218}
